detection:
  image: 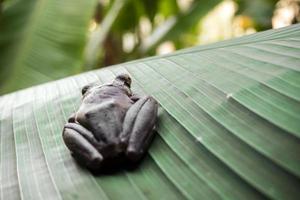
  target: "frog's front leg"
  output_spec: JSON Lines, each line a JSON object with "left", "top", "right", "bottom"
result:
{"left": 120, "top": 96, "right": 158, "bottom": 162}
{"left": 63, "top": 123, "right": 103, "bottom": 170}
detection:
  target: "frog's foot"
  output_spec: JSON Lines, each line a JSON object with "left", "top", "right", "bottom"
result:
{"left": 63, "top": 123, "right": 103, "bottom": 170}
{"left": 67, "top": 113, "right": 76, "bottom": 123}
{"left": 120, "top": 96, "right": 158, "bottom": 162}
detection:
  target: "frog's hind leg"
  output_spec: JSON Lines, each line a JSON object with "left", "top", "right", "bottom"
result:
{"left": 63, "top": 123, "right": 103, "bottom": 170}
{"left": 120, "top": 96, "right": 158, "bottom": 162}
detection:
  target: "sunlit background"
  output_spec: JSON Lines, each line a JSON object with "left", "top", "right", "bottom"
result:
{"left": 87, "top": 0, "right": 300, "bottom": 68}
{"left": 0, "top": 0, "right": 299, "bottom": 94}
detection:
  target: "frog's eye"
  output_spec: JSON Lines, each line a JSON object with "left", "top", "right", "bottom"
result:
{"left": 81, "top": 82, "right": 100, "bottom": 96}
{"left": 81, "top": 85, "right": 90, "bottom": 95}
{"left": 116, "top": 74, "right": 131, "bottom": 87}
{"left": 126, "top": 76, "right": 132, "bottom": 87}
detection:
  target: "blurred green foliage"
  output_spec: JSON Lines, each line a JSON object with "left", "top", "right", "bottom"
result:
{"left": 86, "top": 0, "right": 222, "bottom": 68}
{"left": 0, "top": 0, "right": 299, "bottom": 94}
{"left": 0, "top": 0, "right": 97, "bottom": 94}
{"left": 235, "top": 0, "right": 278, "bottom": 30}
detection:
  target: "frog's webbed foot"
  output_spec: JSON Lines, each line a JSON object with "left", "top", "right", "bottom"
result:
{"left": 67, "top": 113, "right": 76, "bottom": 123}
{"left": 130, "top": 93, "right": 141, "bottom": 102}
{"left": 120, "top": 96, "right": 158, "bottom": 162}
{"left": 63, "top": 123, "right": 103, "bottom": 170}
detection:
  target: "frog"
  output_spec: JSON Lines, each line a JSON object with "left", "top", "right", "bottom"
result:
{"left": 62, "top": 74, "right": 158, "bottom": 171}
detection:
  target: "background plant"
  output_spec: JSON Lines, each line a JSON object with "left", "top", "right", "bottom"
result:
{"left": 0, "top": 0, "right": 299, "bottom": 94}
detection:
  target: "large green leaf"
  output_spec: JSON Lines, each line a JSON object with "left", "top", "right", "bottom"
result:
{"left": 1, "top": 24, "right": 300, "bottom": 200}
{"left": 0, "top": 0, "right": 97, "bottom": 94}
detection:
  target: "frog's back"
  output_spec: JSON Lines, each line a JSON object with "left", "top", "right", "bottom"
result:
{"left": 76, "top": 85, "right": 133, "bottom": 151}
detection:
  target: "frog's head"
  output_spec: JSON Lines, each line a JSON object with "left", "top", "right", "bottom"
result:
{"left": 113, "top": 74, "right": 132, "bottom": 88}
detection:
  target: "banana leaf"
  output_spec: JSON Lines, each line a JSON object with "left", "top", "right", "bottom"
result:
{"left": 0, "top": 24, "right": 300, "bottom": 200}
{"left": 0, "top": 0, "right": 97, "bottom": 94}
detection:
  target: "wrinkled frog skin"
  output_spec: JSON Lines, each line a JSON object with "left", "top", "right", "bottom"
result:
{"left": 62, "top": 74, "right": 158, "bottom": 170}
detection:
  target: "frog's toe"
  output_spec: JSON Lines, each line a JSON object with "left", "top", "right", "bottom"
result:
{"left": 126, "top": 149, "right": 143, "bottom": 162}
{"left": 71, "top": 151, "right": 103, "bottom": 171}
{"left": 87, "top": 156, "right": 103, "bottom": 170}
